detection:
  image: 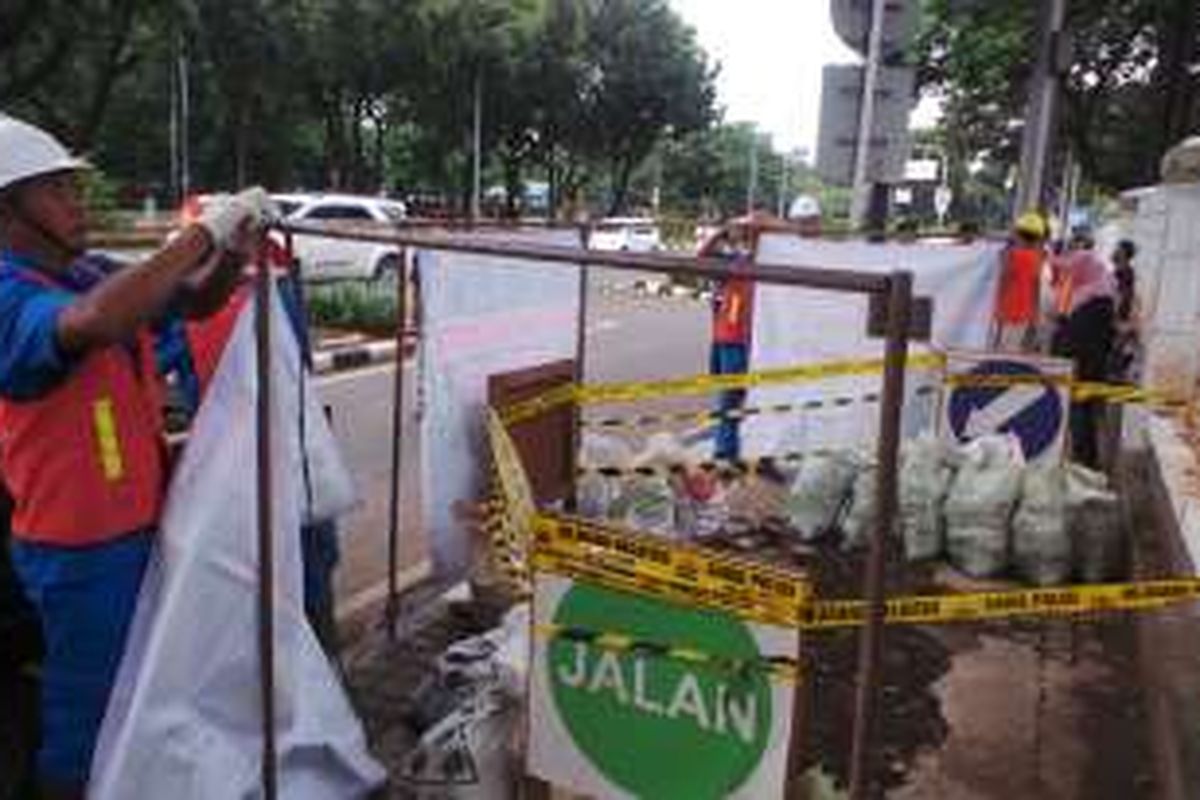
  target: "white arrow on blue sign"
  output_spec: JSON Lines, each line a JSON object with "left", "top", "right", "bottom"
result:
{"left": 946, "top": 359, "right": 1065, "bottom": 461}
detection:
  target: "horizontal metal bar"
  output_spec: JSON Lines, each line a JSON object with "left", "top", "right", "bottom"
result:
{"left": 275, "top": 221, "right": 893, "bottom": 295}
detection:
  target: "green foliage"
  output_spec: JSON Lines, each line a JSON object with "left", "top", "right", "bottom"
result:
{"left": 3, "top": 0, "right": 718, "bottom": 218}
{"left": 915, "top": 0, "right": 1199, "bottom": 204}
{"left": 78, "top": 168, "right": 121, "bottom": 226}
{"left": 305, "top": 281, "right": 398, "bottom": 333}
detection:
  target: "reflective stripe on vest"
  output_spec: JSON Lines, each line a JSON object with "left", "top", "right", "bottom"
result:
{"left": 714, "top": 277, "right": 753, "bottom": 344}
{"left": 93, "top": 397, "right": 125, "bottom": 481}
{"left": 0, "top": 264, "right": 164, "bottom": 545}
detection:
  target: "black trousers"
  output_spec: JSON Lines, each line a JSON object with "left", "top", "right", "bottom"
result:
{"left": 1054, "top": 298, "right": 1114, "bottom": 468}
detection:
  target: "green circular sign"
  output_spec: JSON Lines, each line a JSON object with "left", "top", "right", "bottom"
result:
{"left": 548, "top": 582, "right": 772, "bottom": 799}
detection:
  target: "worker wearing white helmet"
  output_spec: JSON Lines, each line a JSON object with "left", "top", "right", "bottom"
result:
{"left": 0, "top": 114, "right": 273, "bottom": 799}
{"left": 787, "top": 194, "right": 822, "bottom": 237}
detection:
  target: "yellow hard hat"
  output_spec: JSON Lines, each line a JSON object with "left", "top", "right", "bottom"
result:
{"left": 1014, "top": 211, "right": 1047, "bottom": 239}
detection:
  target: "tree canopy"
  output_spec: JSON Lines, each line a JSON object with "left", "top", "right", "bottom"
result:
{"left": 1, "top": 0, "right": 734, "bottom": 217}
{"left": 915, "top": 0, "right": 1199, "bottom": 218}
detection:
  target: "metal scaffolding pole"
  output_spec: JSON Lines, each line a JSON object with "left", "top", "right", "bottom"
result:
{"left": 253, "top": 244, "right": 279, "bottom": 800}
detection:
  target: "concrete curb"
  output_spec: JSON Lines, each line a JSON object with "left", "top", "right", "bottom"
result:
{"left": 312, "top": 338, "right": 408, "bottom": 374}
{"left": 1144, "top": 412, "right": 1200, "bottom": 569}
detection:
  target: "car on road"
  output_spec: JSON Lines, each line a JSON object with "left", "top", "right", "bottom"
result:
{"left": 588, "top": 217, "right": 662, "bottom": 253}
{"left": 588, "top": 217, "right": 669, "bottom": 295}
{"left": 283, "top": 193, "right": 407, "bottom": 282}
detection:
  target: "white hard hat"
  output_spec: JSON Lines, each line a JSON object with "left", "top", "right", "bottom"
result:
{"left": 788, "top": 194, "right": 821, "bottom": 220}
{"left": 0, "top": 115, "right": 89, "bottom": 194}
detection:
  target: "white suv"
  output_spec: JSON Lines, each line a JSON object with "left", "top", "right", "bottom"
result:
{"left": 282, "top": 193, "right": 407, "bottom": 281}
{"left": 588, "top": 217, "right": 662, "bottom": 252}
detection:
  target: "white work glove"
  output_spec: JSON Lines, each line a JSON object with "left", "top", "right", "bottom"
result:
{"left": 196, "top": 186, "right": 280, "bottom": 250}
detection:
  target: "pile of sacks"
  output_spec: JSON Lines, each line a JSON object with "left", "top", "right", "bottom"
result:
{"left": 781, "top": 433, "right": 1124, "bottom": 586}
{"left": 576, "top": 432, "right": 732, "bottom": 540}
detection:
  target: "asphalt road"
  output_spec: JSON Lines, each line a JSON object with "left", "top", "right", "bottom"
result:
{"left": 322, "top": 274, "right": 711, "bottom": 612}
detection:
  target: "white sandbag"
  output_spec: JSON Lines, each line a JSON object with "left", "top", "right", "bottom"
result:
{"left": 576, "top": 433, "right": 632, "bottom": 520}
{"left": 785, "top": 451, "right": 860, "bottom": 540}
{"left": 944, "top": 435, "right": 1024, "bottom": 578}
{"left": 842, "top": 461, "right": 878, "bottom": 550}
{"left": 672, "top": 468, "right": 730, "bottom": 540}
{"left": 899, "top": 435, "right": 954, "bottom": 561}
{"left": 611, "top": 475, "right": 677, "bottom": 535}
{"left": 1066, "top": 464, "right": 1124, "bottom": 582}
{"left": 1013, "top": 464, "right": 1071, "bottom": 586}
{"left": 298, "top": 375, "right": 357, "bottom": 524}
{"left": 608, "top": 433, "right": 686, "bottom": 536}
{"left": 91, "top": 288, "right": 384, "bottom": 799}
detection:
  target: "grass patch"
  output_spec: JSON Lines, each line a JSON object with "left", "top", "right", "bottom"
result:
{"left": 304, "top": 280, "right": 398, "bottom": 335}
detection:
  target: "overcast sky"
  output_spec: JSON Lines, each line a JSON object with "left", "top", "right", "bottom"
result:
{"left": 667, "top": 0, "right": 859, "bottom": 156}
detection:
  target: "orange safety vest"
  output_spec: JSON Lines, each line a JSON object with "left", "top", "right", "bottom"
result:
{"left": 994, "top": 246, "right": 1043, "bottom": 324}
{"left": 0, "top": 267, "right": 166, "bottom": 545}
{"left": 713, "top": 276, "right": 754, "bottom": 344}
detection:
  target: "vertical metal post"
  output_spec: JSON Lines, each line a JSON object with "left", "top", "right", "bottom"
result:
{"left": 178, "top": 42, "right": 191, "bottom": 202}
{"left": 746, "top": 136, "right": 759, "bottom": 214}
{"left": 568, "top": 224, "right": 591, "bottom": 510}
{"left": 850, "top": 0, "right": 887, "bottom": 227}
{"left": 254, "top": 244, "right": 279, "bottom": 800}
{"left": 384, "top": 248, "right": 410, "bottom": 638}
{"left": 848, "top": 271, "right": 912, "bottom": 800}
{"left": 471, "top": 71, "right": 483, "bottom": 223}
{"left": 1014, "top": 0, "right": 1068, "bottom": 216}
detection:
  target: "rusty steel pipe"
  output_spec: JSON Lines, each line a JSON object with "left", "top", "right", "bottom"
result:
{"left": 254, "top": 243, "right": 279, "bottom": 800}
{"left": 383, "top": 249, "right": 411, "bottom": 638}
{"left": 275, "top": 221, "right": 891, "bottom": 295}
{"left": 848, "top": 271, "right": 913, "bottom": 800}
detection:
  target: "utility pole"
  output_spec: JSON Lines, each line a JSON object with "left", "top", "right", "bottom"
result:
{"left": 850, "top": 0, "right": 887, "bottom": 227}
{"left": 1014, "top": 0, "right": 1068, "bottom": 217}
{"left": 178, "top": 44, "right": 190, "bottom": 201}
{"left": 746, "top": 135, "right": 759, "bottom": 214}
{"left": 777, "top": 151, "right": 791, "bottom": 217}
{"left": 471, "top": 70, "right": 483, "bottom": 222}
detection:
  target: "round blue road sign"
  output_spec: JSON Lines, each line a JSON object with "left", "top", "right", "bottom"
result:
{"left": 946, "top": 359, "right": 1063, "bottom": 460}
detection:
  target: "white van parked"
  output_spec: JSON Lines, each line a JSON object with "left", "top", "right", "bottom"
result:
{"left": 281, "top": 193, "right": 407, "bottom": 281}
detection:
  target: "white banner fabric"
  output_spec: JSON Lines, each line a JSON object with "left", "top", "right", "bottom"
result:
{"left": 743, "top": 236, "right": 1002, "bottom": 457}
{"left": 90, "top": 288, "right": 384, "bottom": 799}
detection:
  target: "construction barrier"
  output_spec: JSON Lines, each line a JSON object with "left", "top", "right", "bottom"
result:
{"left": 484, "top": 352, "right": 1200, "bottom": 636}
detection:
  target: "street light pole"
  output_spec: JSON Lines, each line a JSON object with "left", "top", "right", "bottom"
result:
{"left": 471, "top": 70, "right": 483, "bottom": 222}
{"left": 850, "top": 0, "right": 887, "bottom": 228}
{"left": 746, "top": 136, "right": 759, "bottom": 214}
{"left": 1014, "top": 0, "right": 1068, "bottom": 217}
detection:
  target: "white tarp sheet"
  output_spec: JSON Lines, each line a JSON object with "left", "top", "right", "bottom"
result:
{"left": 743, "top": 236, "right": 1001, "bottom": 457}
{"left": 419, "top": 231, "right": 581, "bottom": 577}
{"left": 90, "top": 288, "right": 384, "bottom": 799}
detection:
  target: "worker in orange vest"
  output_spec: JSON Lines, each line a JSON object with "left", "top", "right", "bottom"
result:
{"left": 992, "top": 211, "right": 1048, "bottom": 352}
{"left": 0, "top": 115, "right": 270, "bottom": 799}
{"left": 702, "top": 217, "right": 759, "bottom": 461}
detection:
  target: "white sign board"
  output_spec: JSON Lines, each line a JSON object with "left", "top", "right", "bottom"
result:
{"left": 528, "top": 573, "right": 798, "bottom": 799}
{"left": 830, "top": 0, "right": 920, "bottom": 57}
{"left": 940, "top": 350, "right": 1072, "bottom": 464}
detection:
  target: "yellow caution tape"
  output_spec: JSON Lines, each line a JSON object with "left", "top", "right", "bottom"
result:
{"left": 534, "top": 623, "right": 800, "bottom": 681}
{"left": 499, "top": 353, "right": 947, "bottom": 424}
{"left": 571, "top": 352, "right": 947, "bottom": 408}
{"left": 576, "top": 449, "right": 826, "bottom": 478}
{"left": 580, "top": 384, "right": 939, "bottom": 432}
{"left": 799, "top": 578, "right": 1200, "bottom": 629}
{"left": 532, "top": 514, "right": 811, "bottom": 628}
